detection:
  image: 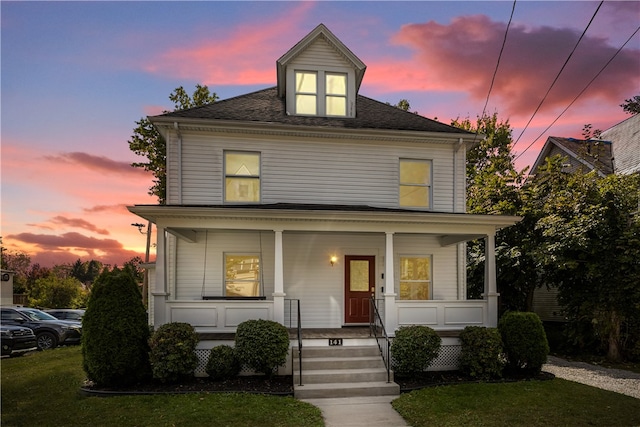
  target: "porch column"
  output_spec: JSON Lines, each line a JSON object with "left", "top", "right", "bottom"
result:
{"left": 152, "top": 226, "right": 169, "bottom": 327}
{"left": 484, "top": 232, "right": 499, "bottom": 327}
{"left": 384, "top": 232, "right": 398, "bottom": 334}
{"left": 272, "top": 229, "right": 285, "bottom": 324}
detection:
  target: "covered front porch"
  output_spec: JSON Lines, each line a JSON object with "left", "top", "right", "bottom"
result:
{"left": 130, "top": 204, "right": 519, "bottom": 335}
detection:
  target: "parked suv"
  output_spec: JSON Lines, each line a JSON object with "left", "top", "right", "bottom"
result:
{"left": 0, "top": 307, "right": 82, "bottom": 350}
{"left": 1, "top": 324, "right": 38, "bottom": 357}
{"left": 45, "top": 309, "right": 85, "bottom": 322}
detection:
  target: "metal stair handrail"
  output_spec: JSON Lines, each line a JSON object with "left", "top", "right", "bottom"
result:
{"left": 285, "top": 299, "right": 303, "bottom": 386}
{"left": 369, "top": 297, "right": 391, "bottom": 383}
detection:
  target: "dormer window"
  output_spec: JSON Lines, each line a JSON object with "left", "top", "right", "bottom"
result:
{"left": 294, "top": 70, "right": 347, "bottom": 117}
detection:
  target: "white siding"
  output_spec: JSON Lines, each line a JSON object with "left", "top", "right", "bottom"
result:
{"left": 172, "top": 231, "right": 275, "bottom": 300}
{"left": 176, "top": 132, "right": 460, "bottom": 212}
{"left": 291, "top": 37, "right": 351, "bottom": 69}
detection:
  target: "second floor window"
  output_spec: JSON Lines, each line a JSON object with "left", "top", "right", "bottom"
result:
{"left": 225, "top": 151, "right": 260, "bottom": 203}
{"left": 295, "top": 70, "right": 347, "bottom": 117}
{"left": 399, "top": 159, "right": 432, "bottom": 208}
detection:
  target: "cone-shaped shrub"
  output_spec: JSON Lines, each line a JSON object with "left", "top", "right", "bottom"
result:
{"left": 499, "top": 311, "right": 549, "bottom": 375}
{"left": 149, "top": 322, "right": 199, "bottom": 383}
{"left": 82, "top": 268, "right": 150, "bottom": 387}
{"left": 391, "top": 325, "right": 441, "bottom": 375}
{"left": 235, "top": 319, "right": 289, "bottom": 377}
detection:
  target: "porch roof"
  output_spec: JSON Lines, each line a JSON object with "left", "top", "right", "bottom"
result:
{"left": 128, "top": 203, "right": 520, "bottom": 246}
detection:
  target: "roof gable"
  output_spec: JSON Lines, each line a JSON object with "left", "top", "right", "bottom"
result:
{"left": 531, "top": 136, "right": 614, "bottom": 176}
{"left": 276, "top": 24, "right": 366, "bottom": 98}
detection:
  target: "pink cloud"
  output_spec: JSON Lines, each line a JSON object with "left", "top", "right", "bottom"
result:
{"left": 5, "top": 232, "right": 144, "bottom": 267}
{"left": 44, "top": 152, "right": 148, "bottom": 177}
{"left": 50, "top": 216, "right": 110, "bottom": 235}
{"left": 143, "top": 2, "right": 315, "bottom": 85}
{"left": 371, "top": 15, "right": 639, "bottom": 118}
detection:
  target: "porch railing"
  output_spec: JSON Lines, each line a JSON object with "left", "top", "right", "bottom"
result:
{"left": 369, "top": 297, "right": 391, "bottom": 383}
{"left": 285, "top": 299, "right": 303, "bottom": 386}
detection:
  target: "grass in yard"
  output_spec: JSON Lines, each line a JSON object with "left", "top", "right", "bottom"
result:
{"left": 1, "top": 346, "right": 323, "bottom": 427}
{"left": 392, "top": 379, "right": 640, "bottom": 427}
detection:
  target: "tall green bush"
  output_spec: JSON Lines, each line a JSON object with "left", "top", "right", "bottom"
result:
{"left": 149, "top": 322, "right": 199, "bottom": 383}
{"left": 235, "top": 319, "right": 289, "bottom": 377}
{"left": 391, "top": 325, "right": 441, "bottom": 375}
{"left": 459, "top": 326, "right": 504, "bottom": 379}
{"left": 499, "top": 311, "right": 549, "bottom": 375}
{"left": 82, "top": 268, "right": 150, "bottom": 387}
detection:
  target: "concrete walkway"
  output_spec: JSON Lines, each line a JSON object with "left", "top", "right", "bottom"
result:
{"left": 302, "top": 395, "right": 407, "bottom": 427}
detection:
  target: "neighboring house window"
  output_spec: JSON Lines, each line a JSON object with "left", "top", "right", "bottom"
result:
{"left": 294, "top": 70, "right": 347, "bottom": 117}
{"left": 399, "top": 256, "right": 432, "bottom": 300}
{"left": 225, "top": 151, "right": 260, "bottom": 203}
{"left": 224, "top": 254, "right": 261, "bottom": 297}
{"left": 399, "top": 159, "right": 432, "bottom": 208}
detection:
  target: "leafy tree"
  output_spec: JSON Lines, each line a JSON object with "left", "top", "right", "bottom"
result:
{"left": 452, "top": 113, "right": 539, "bottom": 312}
{"left": 620, "top": 95, "right": 640, "bottom": 115}
{"left": 533, "top": 162, "right": 640, "bottom": 361}
{"left": 28, "top": 273, "right": 88, "bottom": 308}
{"left": 69, "top": 259, "right": 103, "bottom": 287}
{"left": 581, "top": 123, "right": 602, "bottom": 140}
{"left": 128, "top": 84, "right": 218, "bottom": 203}
{"left": 0, "top": 250, "right": 32, "bottom": 294}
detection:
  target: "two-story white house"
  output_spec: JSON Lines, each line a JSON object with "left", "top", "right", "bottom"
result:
{"left": 128, "top": 25, "right": 519, "bottom": 380}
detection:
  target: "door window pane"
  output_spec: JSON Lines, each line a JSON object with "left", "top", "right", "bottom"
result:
{"left": 350, "top": 260, "right": 370, "bottom": 292}
{"left": 225, "top": 255, "right": 260, "bottom": 297}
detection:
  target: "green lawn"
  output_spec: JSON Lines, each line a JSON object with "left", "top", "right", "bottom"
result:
{"left": 393, "top": 379, "right": 640, "bottom": 427}
{"left": 4, "top": 347, "right": 640, "bottom": 427}
{"left": 1, "top": 346, "right": 323, "bottom": 427}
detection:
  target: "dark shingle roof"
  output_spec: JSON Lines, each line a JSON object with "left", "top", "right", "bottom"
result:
{"left": 550, "top": 136, "right": 614, "bottom": 175}
{"left": 155, "top": 87, "right": 471, "bottom": 135}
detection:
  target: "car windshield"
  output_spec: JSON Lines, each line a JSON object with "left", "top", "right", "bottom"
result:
{"left": 20, "top": 309, "right": 59, "bottom": 321}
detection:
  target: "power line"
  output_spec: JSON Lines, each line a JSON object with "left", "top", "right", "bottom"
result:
{"left": 512, "top": 1, "right": 604, "bottom": 149}
{"left": 514, "top": 24, "right": 640, "bottom": 162}
{"left": 479, "top": 0, "right": 517, "bottom": 121}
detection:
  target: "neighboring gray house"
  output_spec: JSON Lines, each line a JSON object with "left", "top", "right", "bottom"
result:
{"left": 530, "top": 114, "right": 639, "bottom": 322}
{"left": 128, "top": 24, "right": 519, "bottom": 394}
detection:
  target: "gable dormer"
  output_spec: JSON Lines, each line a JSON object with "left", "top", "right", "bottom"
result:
{"left": 277, "top": 24, "right": 366, "bottom": 118}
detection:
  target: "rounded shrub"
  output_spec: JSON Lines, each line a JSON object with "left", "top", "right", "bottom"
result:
{"left": 498, "top": 311, "right": 550, "bottom": 375}
{"left": 206, "top": 345, "right": 241, "bottom": 381}
{"left": 149, "top": 322, "right": 200, "bottom": 383}
{"left": 235, "top": 319, "right": 289, "bottom": 377}
{"left": 459, "top": 326, "right": 504, "bottom": 379}
{"left": 82, "top": 268, "right": 151, "bottom": 387}
{"left": 391, "top": 325, "right": 441, "bottom": 375}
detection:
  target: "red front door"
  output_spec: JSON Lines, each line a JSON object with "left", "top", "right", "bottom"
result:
{"left": 344, "top": 256, "right": 375, "bottom": 324}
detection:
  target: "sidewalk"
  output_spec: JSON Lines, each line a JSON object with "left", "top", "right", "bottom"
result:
{"left": 302, "top": 395, "right": 407, "bottom": 427}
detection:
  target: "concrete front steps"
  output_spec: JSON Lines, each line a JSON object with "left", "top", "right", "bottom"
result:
{"left": 293, "top": 345, "right": 400, "bottom": 399}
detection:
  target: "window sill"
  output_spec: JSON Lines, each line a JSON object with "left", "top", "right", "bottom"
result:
{"left": 202, "top": 296, "right": 266, "bottom": 301}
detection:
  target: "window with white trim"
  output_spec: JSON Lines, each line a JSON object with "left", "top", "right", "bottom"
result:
{"left": 224, "top": 254, "right": 261, "bottom": 297}
{"left": 399, "top": 159, "right": 432, "bottom": 208}
{"left": 399, "top": 256, "right": 432, "bottom": 300}
{"left": 224, "top": 151, "right": 260, "bottom": 203}
{"left": 294, "top": 70, "right": 347, "bottom": 117}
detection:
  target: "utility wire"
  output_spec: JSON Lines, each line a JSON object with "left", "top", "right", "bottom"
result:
{"left": 479, "top": 0, "right": 517, "bottom": 123}
{"left": 514, "top": 24, "right": 640, "bottom": 162}
{"left": 512, "top": 1, "right": 604, "bottom": 149}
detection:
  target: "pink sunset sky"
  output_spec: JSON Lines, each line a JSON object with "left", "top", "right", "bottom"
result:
{"left": 2, "top": 1, "right": 639, "bottom": 267}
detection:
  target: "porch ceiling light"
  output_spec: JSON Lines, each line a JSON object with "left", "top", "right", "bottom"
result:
{"left": 330, "top": 256, "right": 338, "bottom": 266}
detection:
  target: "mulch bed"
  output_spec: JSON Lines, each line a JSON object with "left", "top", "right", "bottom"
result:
{"left": 396, "top": 370, "right": 555, "bottom": 392}
{"left": 81, "top": 371, "right": 555, "bottom": 397}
